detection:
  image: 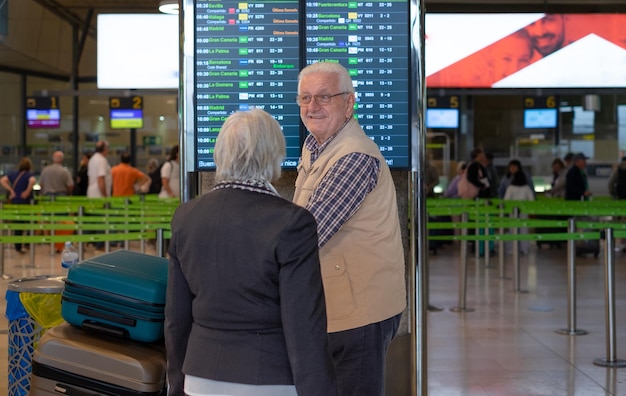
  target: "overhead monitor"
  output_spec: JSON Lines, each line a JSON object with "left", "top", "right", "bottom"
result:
{"left": 109, "top": 96, "right": 144, "bottom": 129}
{"left": 426, "top": 108, "right": 459, "bottom": 129}
{"left": 97, "top": 14, "right": 179, "bottom": 89}
{"left": 524, "top": 108, "right": 558, "bottom": 129}
{"left": 26, "top": 96, "right": 61, "bottom": 128}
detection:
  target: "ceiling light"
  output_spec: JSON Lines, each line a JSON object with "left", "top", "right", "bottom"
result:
{"left": 159, "top": 1, "right": 179, "bottom": 15}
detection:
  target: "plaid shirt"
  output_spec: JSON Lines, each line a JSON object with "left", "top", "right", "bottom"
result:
{"left": 303, "top": 133, "right": 380, "bottom": 248}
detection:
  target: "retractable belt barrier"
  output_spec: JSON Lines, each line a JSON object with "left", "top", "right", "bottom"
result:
{"left": 0, "top": 198, "right": 178, "bottom": 277}
{"left": 426, "top": 198, "right": 626, "bottom": 368}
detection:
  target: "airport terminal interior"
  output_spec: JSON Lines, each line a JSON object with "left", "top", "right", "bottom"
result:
{"left": 2, "top": 0, "right": 626, "bottom": 395}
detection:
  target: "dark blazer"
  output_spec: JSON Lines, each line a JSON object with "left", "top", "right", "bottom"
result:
{"left": 165, "top": 186, "right": 337, "bottom": 396}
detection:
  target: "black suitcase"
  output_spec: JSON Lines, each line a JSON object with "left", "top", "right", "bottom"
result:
{"left": 30, "top": 323, "right": 167, "bottom": 396}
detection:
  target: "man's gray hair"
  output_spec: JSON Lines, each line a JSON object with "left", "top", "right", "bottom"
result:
{"left": 298, "top": 61, "right": 356, "bottom": 95}
{"left": 214, "top": 109, "right": 286, "bottom": 183}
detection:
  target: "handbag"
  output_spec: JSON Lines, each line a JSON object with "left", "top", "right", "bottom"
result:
{"left": 457, "top": 165, "right": 480, "bottom": 199}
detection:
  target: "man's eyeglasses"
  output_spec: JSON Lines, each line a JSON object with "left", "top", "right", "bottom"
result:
{"left": 295, "top": 92, "right": 348, "bottom": 106}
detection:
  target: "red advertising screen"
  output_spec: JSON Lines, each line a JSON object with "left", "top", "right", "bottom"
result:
{"left": 426, "top": 13, "right": 626, "bottom": 88}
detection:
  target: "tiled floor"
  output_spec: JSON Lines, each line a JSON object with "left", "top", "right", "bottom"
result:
{"left": 0, "top": 240, "right": 625, "bottom": 395}
{"left": 427, "top": 241, "right": 626, "bottom": 395}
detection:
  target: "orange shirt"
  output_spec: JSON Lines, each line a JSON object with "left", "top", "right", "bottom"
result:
{"left": 111, "top": 163, "right": 145, "bottom": 197}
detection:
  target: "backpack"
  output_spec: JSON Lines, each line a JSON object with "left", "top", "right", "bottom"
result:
{"left": 616, "top": 168, "right": 626, "bottom": 199}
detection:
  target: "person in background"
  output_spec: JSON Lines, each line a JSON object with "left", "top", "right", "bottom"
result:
{"left": 146, "top": 158, "right": 162, "bottom": 194}
{"left": 87, "top": 140, "right": 112, "bottom": 198}
{"left": 546, "top": 158, "right": 566, "bottom": 198}
{"left": 498, "top": 159, "right": 535, "bottom": 199}
{"left": 293, "top": 61, "right": 405, "bottom": 396}
{"left": 504, "top": 168, "right": 535, "bottom": 254}
{"left": 111, "top": 153, "right": 151, "bottom": 197}
{"left": 465, "top": 148, "right": 491, "bottom": 199}
{"left": 159, "top": 145, "right": 180, "bottom": 199}
{"left": 165, "top": 109, "right": 337, "bottom": 396}
{"left": 73, "top": 152, "right": 91, "bottom": 196}
{"left": 443, "top": 161, "right": 466, "bottom": 198}
{"left": 484, "top": 152, "right": 499, "bottom": 198}
{"left": 608, "top": 156, "right": 626, "bottom": 199}
{"left": 39, "top": 151, "right": 74, "bottom": 197}
{"left": 87, "top": 141, "right": 111, "bottom": 250}
{"left": 551, "top": 152, "right": 573, "bottom": 198}
{"left": 0, "top": 157, "right": 36, "bottom": 253}
{"left": 565, "top": 153, "right": 591, "bottom": 201}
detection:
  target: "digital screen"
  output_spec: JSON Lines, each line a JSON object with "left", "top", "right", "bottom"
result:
{"left": 97, "top": 14, "right": 179, "bottom": 89}
{"left": 426, "top": 13, "right": 626, "bottom": 88}
{"left": 27, "top": 109, "right": 61, "bottom": 128}
{"left": 109, "top": 96, "right": 144, "bottom": 129}
{"left": 304, "top": 1, "right": 411, "bottom": 168}
{"left": 194, "top": 0, "right": 301, "bottom": 169}
{"left": 426, "top": 108, "right": 459, "bottom": 129}
{"left": 192, "top": 0, "right": 412, "bottom": 170}
{"left": 110, "top": 109, "right": 144, "bottom": 129}
{"left": 26, "top": 96, "right": 61, "bottom": 128}
{"left": 524, "top": 108, "right": 558, "bottom": 128}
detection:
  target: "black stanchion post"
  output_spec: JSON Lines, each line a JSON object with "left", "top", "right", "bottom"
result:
{"left": 498, "top": 203, "right": 506, "bottom": 279}
{"left": 450, "top": 213, "right": 474, "bottom": 313}
{"left": 156, "top": 229, "right": 166, "bottom": 258}
{"left": 0, "top": 202, "right": 13, "bottom": 280}
{"left": 28, "top": 199, "right": 36, "bottom": 267}
{"left": 483, "top": 201, "right": 491, "bottom": 268}
{"left": 512, "top": 207, "right": 521, "bottom": 292}
{"left": 556, "top": 218, "right": 588, "bottom": 336}
{"left": 594, "top": 228, "right": 626, "bottom": 368}
{"left": 104, "top": 201, "right": 111, "bottom": 253}
{"left": 78, "top": 206, "right": 84, "bottom": 261}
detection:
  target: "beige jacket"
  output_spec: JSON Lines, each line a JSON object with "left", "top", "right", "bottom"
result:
{"left": 294, "top": 119, "right": 406, "bottom": 333}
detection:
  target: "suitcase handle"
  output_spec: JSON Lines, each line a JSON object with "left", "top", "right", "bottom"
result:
{"left": 82, "top": 320, "right": 130, "bottom": 339}
{"left": 77, "top": 305, "right": 137, "bottom": 327}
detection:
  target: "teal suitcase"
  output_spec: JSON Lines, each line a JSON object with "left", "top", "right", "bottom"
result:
{"left": 61, "top": 250, "right": 168, "bottom": 343}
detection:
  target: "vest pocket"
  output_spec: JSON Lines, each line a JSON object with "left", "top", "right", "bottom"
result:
{"left": 320, "top": 255, "right": 356, "bottom": 319}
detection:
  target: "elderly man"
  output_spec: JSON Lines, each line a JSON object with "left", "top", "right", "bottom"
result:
{"left": 293, "top": 61, "right": 406, "bottom": 396}
{"left": 39, "top": 151, "right": 74, "bottom": 196}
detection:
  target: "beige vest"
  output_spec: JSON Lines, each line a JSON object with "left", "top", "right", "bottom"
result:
{"left": 294, "top": 119, "right": 406, "bottom": 333}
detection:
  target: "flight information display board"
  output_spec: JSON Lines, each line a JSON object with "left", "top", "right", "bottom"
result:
{"left": 305, "top": 0, "right": 410, "bottom": 168}
{"left": 193, "top": 0, "right": 412, "bottom": 170}
{"left": 195, "top": 0, "right": 301, "bottom": 169}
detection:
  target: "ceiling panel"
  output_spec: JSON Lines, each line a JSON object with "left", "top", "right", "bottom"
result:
{"left": 2, "top": 0, "right": 626, "bottom": 80}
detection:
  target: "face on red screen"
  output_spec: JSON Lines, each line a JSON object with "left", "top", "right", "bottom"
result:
{"left": 525, "top": 14, "right": 565, "bottom": 57}
{"left": 491, "top": 33, "right": 534, "bottom": 80}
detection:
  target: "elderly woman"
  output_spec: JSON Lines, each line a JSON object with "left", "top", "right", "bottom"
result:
{"left": 165, "top": 109, "right": 337, "bottom": 396}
